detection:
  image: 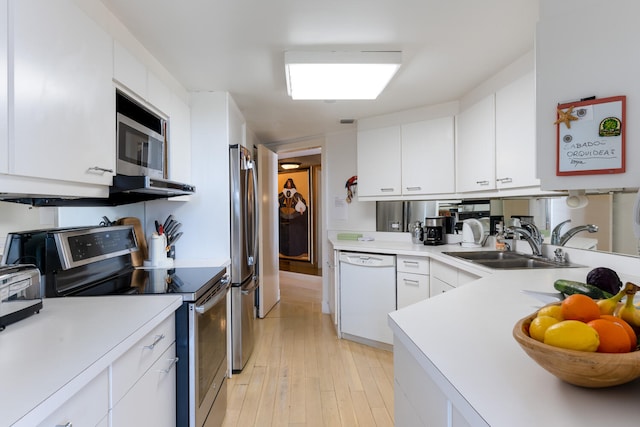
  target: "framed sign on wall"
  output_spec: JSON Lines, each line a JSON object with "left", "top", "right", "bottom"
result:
{"left": 555, "top": 95, "right": 625, "bottom": 176}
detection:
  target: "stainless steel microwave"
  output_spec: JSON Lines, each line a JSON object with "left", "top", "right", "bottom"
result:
{"left": 116, "top": 92, "right": 166, "bottom": 180}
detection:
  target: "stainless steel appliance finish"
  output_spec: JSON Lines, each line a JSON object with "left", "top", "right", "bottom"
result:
{"left": 116, "top": 91, "right": 166, "bottom": 179}
{"left": 0, "top": 265, "right": 42, "bottom": 330}
{"left": 376, "top": 200, "right": 437, "bottom": 232}
{"left": 174, "top": 268, "right": 229, "bottom": 427}
{"left": 423, "top": 216, "right": 446, "bottom": 245}
{"left": 229, "top": 144, "right": 259, "bottom": 372}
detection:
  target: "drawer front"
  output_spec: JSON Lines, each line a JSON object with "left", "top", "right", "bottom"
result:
{"left": 397, "top": 255, "right": 429, "bottom": 274}
{"left": 112, "top": 344, "right": 177, "bottom": 427}
{"left": 397, "top": 272, "right": 429, "bottom": 309}
{"left": 430, "top": 259, "right": 457, "bottom": 285}
{"left": 112, "top": 314, "right": 176, "bottom": 404}
{"left": 37, "top": 369, "right": 108, "bottom": 427}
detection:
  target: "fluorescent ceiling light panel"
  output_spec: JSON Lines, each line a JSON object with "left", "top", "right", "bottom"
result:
{"left": 285, "top": 51, "right": 401, "bottom": 100}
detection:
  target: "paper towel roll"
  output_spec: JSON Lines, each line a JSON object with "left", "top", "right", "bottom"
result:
{"left": 147, "top": 233, "right": 167, "bottom": 267}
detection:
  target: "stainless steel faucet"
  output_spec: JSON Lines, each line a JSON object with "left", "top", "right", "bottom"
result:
{"left": 505, "top": 225, "right": 544, "bottom": 256}
{"left": 551, "top": 219, "right": 599, "bottom": 246}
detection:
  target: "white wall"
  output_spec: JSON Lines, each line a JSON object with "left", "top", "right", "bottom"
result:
{"left": 324, "top": 130, "right": 376, "bottom": 232}
{"left": 145, "top": 92, "right": 231, "bottom": 264}
{"left": 536, "top": 0, "right": 640, "bottom": 191}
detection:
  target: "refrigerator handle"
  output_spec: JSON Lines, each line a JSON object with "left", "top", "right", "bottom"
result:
{"left": 245, "top": 160, "right": 259, "bottom": 267}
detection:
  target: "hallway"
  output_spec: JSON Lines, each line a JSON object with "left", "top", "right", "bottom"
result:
{"left": 223, "top": 271, "right": 395, "bottom": 426}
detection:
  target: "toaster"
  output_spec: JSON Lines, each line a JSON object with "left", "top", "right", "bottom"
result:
{"left": 0, "top": 264, "right": 42, "bottom": 331}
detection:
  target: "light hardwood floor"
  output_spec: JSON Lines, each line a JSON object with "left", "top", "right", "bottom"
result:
{"left": 222, "top": 271, "right": 395, "bottom": 427}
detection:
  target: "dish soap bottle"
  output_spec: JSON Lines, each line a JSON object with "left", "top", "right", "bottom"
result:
{"left": 495, "top": 222, "right": 506, "bottom": 251}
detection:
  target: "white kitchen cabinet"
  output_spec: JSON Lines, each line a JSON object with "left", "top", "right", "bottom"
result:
{"left": 455, "top": 94, "right": 496, "bottom": 192}
{"left": 401, "top": 117, "right": 456, "bottom": 195}
{"left": 429, "top": 258, "right": 480, "bottom": 297}
{"left": 111, "top": 315, "right": 176, "bottom": 405}
{"left": 167, "top": 94, "right": 192, "bottom": 184}
{"left": 429, "top": 276, "right": 455, "bottom": 297}
{"left": 12, "top": 0, "right": 114, "bottom": 186}
{"left": 396, "top": 255, "right": 430, "bottom": 309}
{"left": 495, "top": 71, "right": 539, "bottom": 189}
{"left": 113, "top": 40, "right": 147, "bottom": 100}
{"left": 357, "top": 126, "right": 402, "bottom": 197}
{"left": 36, "top": 369, "right": 109, "bottom": 427}
{"left": 394, "top": 336, "right": 488, "bottom": 427}
{"left": 111, "top": 344, "right": 177, "bottom": 427}
{"left": 0, "top": 0, "right": 7, "bottom": 175}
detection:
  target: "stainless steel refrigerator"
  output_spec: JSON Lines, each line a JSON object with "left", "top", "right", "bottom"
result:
{"left": 229, "top": 144, "right": 259, "bottom": 372}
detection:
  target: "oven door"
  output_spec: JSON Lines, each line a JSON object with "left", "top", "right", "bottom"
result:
{"left": 191, "top": 283, "right": 229, "bottom": 427}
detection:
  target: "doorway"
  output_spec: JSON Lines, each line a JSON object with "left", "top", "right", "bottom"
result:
{"left": 277, "top": 149, "right": 322, "bottom": 277}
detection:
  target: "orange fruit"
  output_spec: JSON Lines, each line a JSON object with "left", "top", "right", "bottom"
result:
{"left": 601, "top": 314, "right": 637, "bottom": 352}
{"left": 561, "top": 294, "right": 601, "bottom": 322}
{"left": 587, "top": 318, "right": 630, "bottom": 353}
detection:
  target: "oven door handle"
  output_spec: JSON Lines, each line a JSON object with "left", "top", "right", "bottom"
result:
{"left": 195, "top": 286, "right": 229, "bottom": 314}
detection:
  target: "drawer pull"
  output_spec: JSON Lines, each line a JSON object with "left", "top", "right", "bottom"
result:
{"left": 87, "top": 166, "right": 113, "bottom": 174}
{"left": 158, "top": 357, "right": 179, "bottom": 374}
{"left": 403, "top": 279, "right": 420, "bottom": 286}
{"left": 55, "top": 423, "right": 72, "bottom": 427}
{"left": 402, "top": 261, "right": 420, "bottom": 266}
{"left": 144, "top": 334, "right": 165, "bottom": 350}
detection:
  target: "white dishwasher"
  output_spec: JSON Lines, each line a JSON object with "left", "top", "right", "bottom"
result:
{"left": 339, "top": 252, "right": 396, "bottom": 346}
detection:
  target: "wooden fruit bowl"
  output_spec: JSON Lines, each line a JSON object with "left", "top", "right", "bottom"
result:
{"left": 513, "top": 307, "right": 640, "bottom": 388}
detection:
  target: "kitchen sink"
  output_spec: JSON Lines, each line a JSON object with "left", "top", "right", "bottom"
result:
{"left": 442, "top": 251, "right": 582, "bottom": 269}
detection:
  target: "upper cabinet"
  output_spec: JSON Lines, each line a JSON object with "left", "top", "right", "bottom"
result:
{"left": 114, "top": 41, "right": 192, "bottom": 184}
{"left": 455, "top": 95, "right": 496, "bottom": 192}
{"left": 402, "top": 117, "right": 456, "bottom": 195}
{"left": 357, "top": 126, "right": 402, "bottom": 197}
{"left": 456, "top": 71, "right": 538, "bottom": 193}
{"left": 12, "top": 0, "right": 114, "bottom": 187}
{"left": 357, "top": 115, "right": 456, "bottom": 199}
{"left": 495, "top": 71, "right": 539, "bottom": 189}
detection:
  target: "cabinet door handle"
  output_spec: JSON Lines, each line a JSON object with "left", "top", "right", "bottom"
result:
{"left": 475, "top": 180, "right": 490, "bottom": 186}
{"left": 158, "top": 357, "right": 179, "bottom": 374}
{"left": 144, "top": 334, "right": 165, "bottom": 350}
{"left": 405, "top": 186, "right": 421, "bottom": 191}
{"left": 496, "top": 177, "right": 513, "bottom": 183}
{"left": 55, "top": 423, "right": 72, "bottom": 427}
{"left": 87, "top": 166, "right": 114, "bottom": 173}
{"left": 403, "top": 279, "right": 420, "bottom": 286}
{"left": 380, "top": 188, "right": 395, "bottom": 192}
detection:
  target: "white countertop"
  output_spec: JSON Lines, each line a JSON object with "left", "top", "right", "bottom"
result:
{"left": 0, "top": 294, "right": 183, "bottom": 426}
{"left": 338, "top": 236, "right": 640, "bottom": 426}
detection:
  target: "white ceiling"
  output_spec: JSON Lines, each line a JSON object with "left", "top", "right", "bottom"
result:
{"left": 100, "top": 0, "right": 539, "bottom": 144}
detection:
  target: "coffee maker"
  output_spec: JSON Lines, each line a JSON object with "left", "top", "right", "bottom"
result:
{"left": 423, "top": 217, "right": 445, "bottom": 245}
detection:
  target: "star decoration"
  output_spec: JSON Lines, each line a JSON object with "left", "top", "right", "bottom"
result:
{"left": 554, "top": 106, "right": 579, "bottom": 129}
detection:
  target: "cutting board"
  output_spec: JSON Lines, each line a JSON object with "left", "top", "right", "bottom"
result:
{"left": 117, "top": 217, "right": 147, "bottom": 267}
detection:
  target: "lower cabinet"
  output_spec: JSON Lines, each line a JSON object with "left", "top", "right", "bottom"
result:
{"left": 37, "top": 369, "right": 109, "bottom": 427}
{"left": 396, "top": 255, "right": 430, "bottom": 309}
{"left": 111, "top": 344, "right": 178, "bottom": 427}
{"left": 429, "top": 259, "right": 480, "bottom": 297}
{"left": 394, "top": 336, "right": 488, "bottom": 427}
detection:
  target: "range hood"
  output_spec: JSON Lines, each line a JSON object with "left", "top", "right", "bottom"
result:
{"left": 0, "top": 175, "right": 195, "bottom": 207}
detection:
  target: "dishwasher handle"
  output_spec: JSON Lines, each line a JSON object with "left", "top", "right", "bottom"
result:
{"left": 338, "top": 252, "right": 395, "bottom": 267}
